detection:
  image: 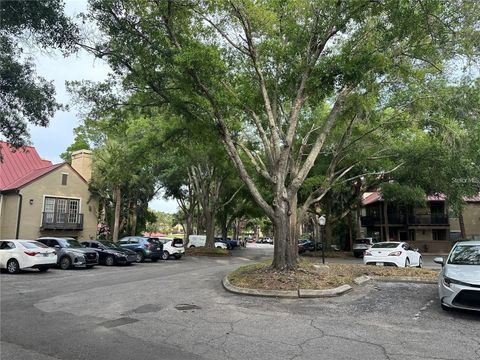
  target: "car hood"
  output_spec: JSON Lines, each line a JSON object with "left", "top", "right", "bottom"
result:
{"left": 444, "top": 264, "right": 480, "bottom": 286}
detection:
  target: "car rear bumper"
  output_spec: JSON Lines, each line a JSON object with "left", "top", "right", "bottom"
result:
{"left": 169, "top": 247, "right": 185, "bottom": 255}
{"left": 21, "top": 255, "right": 58, "bottom": 269}
{"left": 364, "top": 256, "right": 404, "bottom": 267}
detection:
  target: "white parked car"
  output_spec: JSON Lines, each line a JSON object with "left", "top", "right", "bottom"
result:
{"left": 363, "top": 242, "right": 422, "bottom": 268}
{"left": 150, "top": 237, "right": 185, "bottom": 260}
{"left": 188, "top": 235, "right": 227, "bottom": 249}
{"left": 0, "top": 239, "right": 57, "bottom": 274}
{"left": 434, "top": 241, "right": 480, "bottom": 312}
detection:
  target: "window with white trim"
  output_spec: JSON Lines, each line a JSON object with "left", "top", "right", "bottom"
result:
{"left": 43, "top": 197, "right": 80, "bottom": 224}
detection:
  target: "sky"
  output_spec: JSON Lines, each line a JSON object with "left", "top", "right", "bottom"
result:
{"left": 26, "top": 0, "right": 177, "bottom": 214}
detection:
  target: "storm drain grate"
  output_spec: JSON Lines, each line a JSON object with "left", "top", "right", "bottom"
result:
{"left": 175, "top": 304, "right": 202, "bottom": 311}
{"left": 98, "top": 317, "right": 139, "bottom": 328}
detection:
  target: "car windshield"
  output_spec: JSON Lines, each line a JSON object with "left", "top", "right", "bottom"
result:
{"left": 20, "top": 241, "right": 48, "bottom": 249}
{"left": 99, "top": 241, "right": 123, "bottom": 250}
{"left": 61, "top": 239, "right": 83, "bottom": 248}
{"left": 447, "top": 244, "right": 480, "bottom": 265}
{"left": 371, "top": 243, "right": 399, "bottom": 249}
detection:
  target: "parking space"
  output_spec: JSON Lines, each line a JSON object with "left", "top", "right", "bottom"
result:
{"left": 1, "top": 251, "right": 479, "bottom": 360}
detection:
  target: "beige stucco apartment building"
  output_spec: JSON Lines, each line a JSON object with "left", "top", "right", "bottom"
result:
{"left": 361, "top": 192, "right": 480, "bottom": 253}
{"left": 0, "top": 143, "right": 98, "bottom": 241}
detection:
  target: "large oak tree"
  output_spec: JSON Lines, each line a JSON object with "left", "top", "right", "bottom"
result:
{"left": 83, "top": 0, "right": 479, "bottom": 269}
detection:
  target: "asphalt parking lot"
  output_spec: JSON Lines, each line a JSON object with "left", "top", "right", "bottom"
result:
{"left": 1, "top": 248, "right": 479, "bottom": 360}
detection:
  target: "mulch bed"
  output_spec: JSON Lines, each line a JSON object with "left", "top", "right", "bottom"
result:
{"left": 228, "top": 261, "right": 439, "bottom": 291}
{"left": 186, "top": 247, "right": 231, "bottom": 257}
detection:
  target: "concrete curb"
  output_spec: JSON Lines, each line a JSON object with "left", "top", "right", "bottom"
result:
{"left": 223, "top": 276, "right": 353, "bottom": 298}
{"left": 298, "top": 284, "right": 352, "bottom": 298}
{"left": 353, "top": 275, "right": 371, "bottom": 285}
{"left": 223, "top": 272, "right": 436, "bottom": 298}
{"left": 371, "top": 276, "right": 437, "bottom": 284}
{"left": 222, "top": 276, "right": 298, "bottom": 298}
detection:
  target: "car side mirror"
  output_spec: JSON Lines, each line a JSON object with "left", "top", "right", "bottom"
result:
{"left": 433, "top": 257, "right": 444, "bottom": 267}
{"left": 414, "top": 248, "right": 419, "bottom": 252}
{"left": 54, "top": 245, "right": 60, "bottom": 249}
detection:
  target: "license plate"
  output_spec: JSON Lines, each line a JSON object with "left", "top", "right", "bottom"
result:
{"left": 43, "top": 253, "right": 48, "bottom": 257}
{"left": 157, "top": 247, "right": 161, "bottom": 250}
{"left": 376, "top": 262, "right": 384, "bottom": 266}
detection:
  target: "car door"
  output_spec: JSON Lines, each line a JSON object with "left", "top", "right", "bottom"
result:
{"left": 119, "top": 237, "right": 131, "bottom": 250}
{"left": 128, "top": 237, "right": 140, "bottom": 251}
{"left": 0, "top": 241, "right": 16, "bottom": 268}
{"left": 403, "top": 243, "right": 419, "bottom": 265}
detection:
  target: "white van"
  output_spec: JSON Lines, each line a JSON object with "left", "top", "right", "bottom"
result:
{"left": 188, "top": 235, "right": 227, "bottom": 249}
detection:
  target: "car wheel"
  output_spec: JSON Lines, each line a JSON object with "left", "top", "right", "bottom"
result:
{"left": 174, "top": 254, "right": 182, "bottom": 260}
{"left": 38, "top": 266, "right": 49, "bottom": 272}
{"left": 189, "top": 245, "right": 195, "bottom": 248}
{"left": 135, "top": 251, "right": 145, "bottom": 263}
{"left": 105, "top": 255, "right": 115, "bottom": 266}
{"left": 162, "top": 251, "right": 169, "bottom": 260}
{"left": 151, "top": 257, "right": 159, "bottom": 262}
{"left": 405, "top": 258, "right": 410, "bottom": 268}
{"left": 417, "top": 257, "right": 423, "bottom": 268}
{"left": 6, "top": 259, "right": 20, "bottom": 274}
{"left": 60, "top": 256, "right": 72, "bottom": 270}
{"left": 216, "top": 246, "right": 222, "bottom": 249}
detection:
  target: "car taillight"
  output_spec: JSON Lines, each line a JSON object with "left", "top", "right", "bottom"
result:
{"left": 24, "top": 251, "right": 38, "bottom": 256}
{"left": 388, "top": 251, "right": 402, "bottom": 256}
{"left": 364, "top": 251, "right": 372, "bottom": 256}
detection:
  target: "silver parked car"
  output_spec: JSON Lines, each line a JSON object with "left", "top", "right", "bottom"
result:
{"left": 434, "top": 240, "right": 480, "bottom": 312}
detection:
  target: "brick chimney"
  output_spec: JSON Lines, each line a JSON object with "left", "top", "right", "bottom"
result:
{"left": 71, "top": 150, "right": 93, "bottom": 182}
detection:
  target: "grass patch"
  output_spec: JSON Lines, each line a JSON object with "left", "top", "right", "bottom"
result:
{"left": 186, "top": 247, "right": 231, "bottom": 257}
{"left": 228, "top": 261, "right": 439, "bottom": 291}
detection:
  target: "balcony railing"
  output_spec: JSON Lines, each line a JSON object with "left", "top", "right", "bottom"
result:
{"left": 41, "top": 212, "right": 84, "bottom": 230}
{"left": 361, "top": 214, "right": 449, "bottom": 227}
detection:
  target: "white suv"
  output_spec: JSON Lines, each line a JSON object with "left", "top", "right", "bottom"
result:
{"left": 150, "top": 237, "right": 185, "bottom": 260}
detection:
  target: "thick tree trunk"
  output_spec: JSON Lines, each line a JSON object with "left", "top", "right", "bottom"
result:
{"left": 112, "top": 186, "right": 121, "bottom": 242}
{"left": 185, "top": 215, "right": 193, "bottom": 245}
{"left": 348, "top": 212, "right": 353, "bottom": 251}
{"left": 356, "top": 209, "right": 362, "bottom": 239}
{"left": 204, "top": 209, "right": 215, "bottom": 248}
{"left": 271, "top": 193, "right": 298, "bottom": 270}
{"left": 130, "top": 202, "right": 137, "bottom": 236}
{"left": 383, "top": 202, "right": 389, "bottom": 241}
{"left": 221, "top": 222, "right": 228, "bottom": 242}
{"left": 459, "top": 212, "right": 467, "bottom": 239}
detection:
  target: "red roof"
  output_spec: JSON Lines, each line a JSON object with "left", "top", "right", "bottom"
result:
{"left": 362, "top": 192, "right": 382, "bottom": 205}
{"left": 0, "top": 141, "right": 63, "bottom": 191}
{"left": 362, "top": 191, "right": 479, "bottom": 205}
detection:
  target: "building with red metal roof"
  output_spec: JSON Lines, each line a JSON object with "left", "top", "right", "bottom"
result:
{"left": 360, "top": 191, "right": 480, "bottom": 253}
{"left": 0, "top": 142, "right": 98, "bottom": 241}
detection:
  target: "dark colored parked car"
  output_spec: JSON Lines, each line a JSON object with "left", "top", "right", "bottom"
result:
{"left": 118, "top": 236, "right": 162, "bottom": 263}
{"left": 37, "top": 237, "right": 99, "bottom": 270}
{"left": 298, "top": 240, "right": 323, "bottom": 254}
{"left": 215, "top": 237, "right": 238, "bottom": 250}
{"left": 81, "top": 240, "right": 137, "bottom": 265}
